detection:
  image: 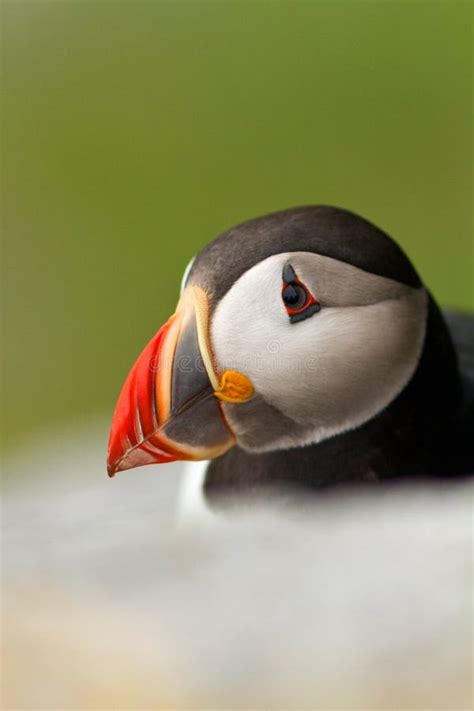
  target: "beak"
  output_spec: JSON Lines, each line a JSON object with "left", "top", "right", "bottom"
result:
{"left": 107, "top": 285, "right": 253, "bottom": 477}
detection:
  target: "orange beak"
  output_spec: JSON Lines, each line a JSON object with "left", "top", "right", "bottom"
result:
{"left": 107, "top": 286, "right": 253, "bottom": 477}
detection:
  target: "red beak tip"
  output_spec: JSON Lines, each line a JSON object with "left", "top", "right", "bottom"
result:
{"left": 107, "top": 459, "right": 119, "bottom": 478}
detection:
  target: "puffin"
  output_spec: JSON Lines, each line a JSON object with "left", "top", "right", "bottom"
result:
{"left": 107, "top": 206, "right": 474, "bottom": 506}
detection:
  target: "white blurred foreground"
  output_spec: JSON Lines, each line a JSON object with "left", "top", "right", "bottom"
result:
{"left": 2, "top": 420, "right": 473, "bottom": 709}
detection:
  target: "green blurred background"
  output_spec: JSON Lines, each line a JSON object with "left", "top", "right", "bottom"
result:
{"left": 2, "top": 0, "right": 472, "bottom": 452}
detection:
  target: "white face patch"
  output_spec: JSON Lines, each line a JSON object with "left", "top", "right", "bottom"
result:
{"left": 209, "top": 252, "right": 428, "bottom": 453}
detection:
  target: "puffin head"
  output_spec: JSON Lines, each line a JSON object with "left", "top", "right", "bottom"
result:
{"left": 107, "top": 206, "right": 429, "bottom": 476}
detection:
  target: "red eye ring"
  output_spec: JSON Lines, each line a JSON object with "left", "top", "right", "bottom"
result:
{"left": 281, "top": 281, "right": 313, "bottom": 315}
{"left": 281, "top": 266, "right": 321, "bottom": 323}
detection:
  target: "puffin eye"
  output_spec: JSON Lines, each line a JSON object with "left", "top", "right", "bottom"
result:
{"left": 282, "top": 264, "right": 321, "bottom": 324}
{"left": 282, "top": 282, "right": 308, "bottom": 310}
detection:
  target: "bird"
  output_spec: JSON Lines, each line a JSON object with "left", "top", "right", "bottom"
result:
{"left": 5, "top": 208, "right": 473, "bottom": 707}
{"left": 107, "top": 205, "right": 474, "bottom": 509}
